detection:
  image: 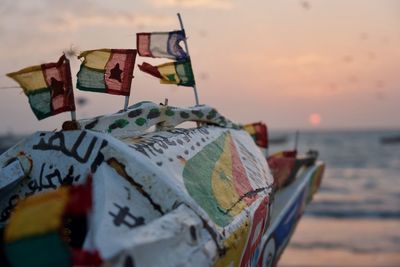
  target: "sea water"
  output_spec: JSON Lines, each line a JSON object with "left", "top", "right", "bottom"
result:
{"left": 271, "top": 129, "right": 400, "bottom": 266}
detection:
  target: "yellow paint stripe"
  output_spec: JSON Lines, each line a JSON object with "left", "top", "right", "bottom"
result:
{"left": 7, "top": 66, "right": 47, "bottom": 93}
{"left": 157, "top": 62, "right": 181, "bottom": 84}
{"left": 5, "top": 187, "right": 70, "bottom": 242}
{"left": 79, "top": 49, "right": 112, "bottom": 70}
{"left": 243, "top": 125, "right": 256, "bottom": 135}
{"left": 214, "top": 219, "right": 250, "bottom": 267}
{"left": 211, "top": 136, "right": 246, "bottom": 216}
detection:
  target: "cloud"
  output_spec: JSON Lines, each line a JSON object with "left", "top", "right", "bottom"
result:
{"left": 270, "top": 54, "right": 329, "bottom": 67}
{"left": 0, "top": 0, "right": 176, "bottom": 34}
{"left": 150, "top": 0, "right": 234, "bottom": 10}
{"left": 39, "top": 12, "right": 175, "bottom": 32}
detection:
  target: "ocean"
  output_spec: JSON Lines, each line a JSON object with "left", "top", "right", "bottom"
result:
{"left": 271, "top": 129, "right": 400, "bottom": 267}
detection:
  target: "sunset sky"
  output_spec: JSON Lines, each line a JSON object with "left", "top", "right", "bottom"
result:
{"left": 0, "top": 0, "right": 399, "bottom": 134}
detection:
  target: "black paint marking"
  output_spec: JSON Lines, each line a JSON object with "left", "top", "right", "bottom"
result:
{"left": 189, "top": 225, "right": 197, "bottom": 241}
{"left": 107, "top": 158, "right": 164, "bottom": 215}
{"left": 33, "top": 131, "right": 98, "bottom": 164}
{"left": 26, "top": 164, "right": 81, "bottom": 194}
{"left": 128, "top": 109, "right": 142, "bottom": 118}
{"left": 180, "top": 111, "right": 190, "bottom": 119}
{"left": 109, "top": 63, "right": 123, "bottom": 82}
{"left": 109, "top": 203, "right": 145, "bottom": 229}
{"left": 90, "top": 140, "right": 108, "bottom": 173}
{"left": 147, "top": 108, "right": 161, "bottom": 119}
{"left": 124, "top": 256, "right": 135, "bottom": 267}
{"left": 85, "top": 118, "right": 99, "bottom": 129}
{"left": 0, "top": 195, "right": 19, "bottom": 223}
{"left": 129, "top": 128, "right": 209, "bottom": 159}
{"left": 223, "top": 186, "right": 272, "bottom": 215}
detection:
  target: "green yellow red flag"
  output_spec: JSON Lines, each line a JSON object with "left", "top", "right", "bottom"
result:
{"left": 138, "top": 60, "right": 195, "bottom": 87}
{"left": 6, "top": 55, "right": 76, "bottom": 120}
{"left": 77, "top": 49, "right": 137, "bottom": 96}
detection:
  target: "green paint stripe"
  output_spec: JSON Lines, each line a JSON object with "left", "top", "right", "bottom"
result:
{"left": 76, "top": 65, "right": 106, "bottom": 92}
{"left": 25, "top": 87, "right": 50, "bottom": 96}
{"left": 176, "top": 60, "right": 195, "bottom": 86}
{"left": 5, "top": 233, "right": 71, "bottom": 267}
{"left": 183, "top": 133, "right": 232, "bottom": 226}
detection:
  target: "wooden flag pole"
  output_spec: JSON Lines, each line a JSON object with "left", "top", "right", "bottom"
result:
{"left": 124, "top": 95, "right": 129, "bottom": 111}
{"left": 71, "top": 110, "right": 76, "bottom": 121}
{"left": 294, "top": 130, "right": 299, "bottom": 151}
{"left": 177, "top": 13, "right": 200, "bottom": 106}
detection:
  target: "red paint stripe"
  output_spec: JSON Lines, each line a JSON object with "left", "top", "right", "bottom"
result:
{"left": 137, "top": 33, "right": 153, "bottom": 57}
{"left": 41, "top": 55, "right": 75, "bottom": 115}
{"left": 229, "top": 135, "right": 255, "bottom": 205}
{"left": 138, "top": 62, "right": 163, "bottom": 79}
{"left": 104, "top": 49, "right": 136, "bottom": 96}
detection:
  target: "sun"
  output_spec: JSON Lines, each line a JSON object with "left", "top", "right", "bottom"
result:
{"left": 308, "top": 113, "right": 321, "bottom": 127}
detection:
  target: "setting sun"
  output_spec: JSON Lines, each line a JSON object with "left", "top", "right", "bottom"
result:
{"left": 309, "top": 113, "right": 321, "bottom": 126}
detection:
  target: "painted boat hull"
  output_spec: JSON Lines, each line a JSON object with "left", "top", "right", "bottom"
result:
{"left": 0, "top": 102, "right": 324, "bottom": 267}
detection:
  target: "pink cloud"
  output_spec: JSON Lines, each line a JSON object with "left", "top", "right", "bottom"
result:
{"left": 151, "top": 0, "right": 234, "bottom": 10}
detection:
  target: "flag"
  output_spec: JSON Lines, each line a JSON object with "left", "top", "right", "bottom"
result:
{"left": 77, "top": 49, "right": 137, "bottom": 96}
{"left": 243, "top": 122, "right": 268, "bottom": 157}
{"left": 137, "top": 31, "right": 187, "bottom": 60}
{"left": 243, "top": 122, "right": 268, "bottom": 149}
{"left": 267, "top": 150, "right": 297, "bottom": 189}
{"left": 6, "top": 55, "right": 75, "bottom": 120}
{"left": 138, "top": 60, "right": 195, "bottom": 87}
{"left": 4, "top": 176, "right": 100, "bottom": 267}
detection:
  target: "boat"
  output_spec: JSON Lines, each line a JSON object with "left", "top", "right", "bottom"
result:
{"left": 268, "top": 135, "right": 288, "bottom": 145}
{"left": 0, "top": 134, "right": 27, "bottom": 155}
{"left": 0, "top": 101, "right": 324, "bottom": 267}
{"left": 380, "top": 135, "right": 400, "bottom": 145}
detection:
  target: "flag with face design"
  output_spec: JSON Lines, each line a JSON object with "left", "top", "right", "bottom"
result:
{"left": 137, "top": 31, "right": 187, "bottom": 60}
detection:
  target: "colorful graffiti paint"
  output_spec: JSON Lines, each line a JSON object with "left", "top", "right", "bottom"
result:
{"left": 183, "top": 133, "right": 265, "bottom": 227}
{"left": 0, "top": 102, "right": 323, "bottom": 267}
{"left": 255, "top": 163, "right": 325, "bottom": 267}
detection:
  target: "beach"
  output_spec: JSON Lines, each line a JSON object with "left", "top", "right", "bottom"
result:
{"left": 280, "top": 211, "right": 400, "bottom": 266}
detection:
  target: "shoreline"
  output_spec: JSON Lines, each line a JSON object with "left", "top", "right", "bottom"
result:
{"left": 279, "top": 216, "right": 400, "bottom": 267}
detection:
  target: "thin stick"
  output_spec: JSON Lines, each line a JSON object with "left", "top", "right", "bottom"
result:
{"left": 294, "top": 130, "right": 299, "bottom": 151}
{"left": 124, "top": 95, "right": 129, "bottom": 111}
{"left": 177, "top": 13, "right": 200, "bottom": 106}
{"left": 71, "top": 110, "right": 76, "bottom": 121}
{"left": 0, "top": 86, "right": 21, "bottom": 89}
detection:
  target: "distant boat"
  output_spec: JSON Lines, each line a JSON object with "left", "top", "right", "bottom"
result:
{"left": 0, "top": 134, "right": 26, "bottom": 154}
{"left": 380, "top": 135, "right": 400, "bottom": 145}
{"left": 269, "top": 135, "right": 288, "bottom": 145}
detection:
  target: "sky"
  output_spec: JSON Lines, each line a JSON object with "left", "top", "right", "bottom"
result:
{"left": 0, "top": 0, "right": 399, "bottom": 134}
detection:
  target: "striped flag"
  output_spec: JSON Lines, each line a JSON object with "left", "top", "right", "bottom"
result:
{"left": 137, "top": 31, "right": 187, "bottom": 60}
{"left": 138, "top": 60, "right": 195, "bottom": 87}
{"left": 7, "top": 55, "right": 75, "bottom": 120}
{"left": 77, "top": 49, "right": 137, "bottom": 96}
{"left": 3, "top": 176, "right": 101, "bottom": 267}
